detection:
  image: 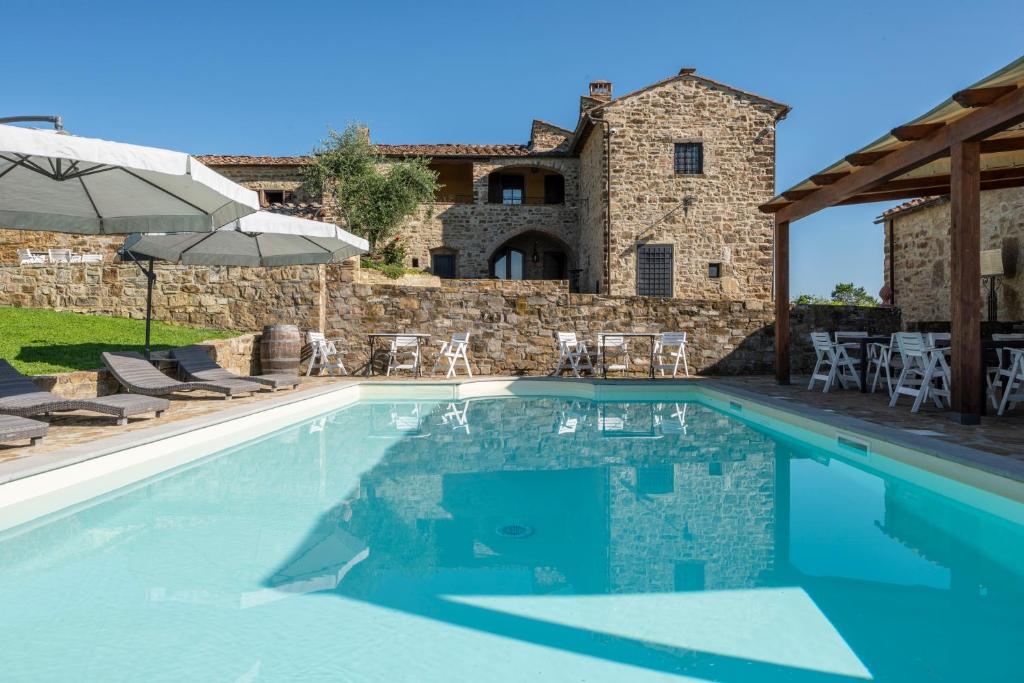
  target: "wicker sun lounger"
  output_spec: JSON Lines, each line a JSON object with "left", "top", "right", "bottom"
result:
{"left": 0, "top": 360, "right": 168, "bottom": 426}
{"left": 102, "top": 352, "right": 261, "bottom": 399}
{"left": 0, "top": 414, "right": 47, "bottom": 446}
{"left": 170, "top": 346, "right": 299, "bottom": 391}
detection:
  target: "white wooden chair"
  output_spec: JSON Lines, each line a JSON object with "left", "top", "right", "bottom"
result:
{"left": 17, "top": 249, "right": 45, "bottom": 265}
{"left": 996, "top": 348, "right": 1024, "bottom": 416}
{"left": 926, "top": 332, "right": 951, "bottom": 347}
{"left": 808, "top": 332, "right": 860, "bottom": 392}
{"left": 988, "top": 334, "right": 1024, "bottom": 409}
{"left": 654, "top": 332, "right": 690, "bottom": 377}
{"left": 598, "top": 334, "right": 633, "bottom": 375}
{"left": 867, "top": 333, "right": 901, "bottom": 396}
{"left": 47, "top": 248, "right": 73, "bottom": 264}
{"left": 305, "top": 331, "right": 347, "bottom": 376}
{"left": 431, "top": 332, "right": 472, "bottom": 378}
{"left": 386, "top": 335, "right": 422, "bottom": 376}
{"left": 889, "top": 332, "right": 950, "bottom": 413}
{"left": 553, "top": 332, "right": 594, "bottom": 377}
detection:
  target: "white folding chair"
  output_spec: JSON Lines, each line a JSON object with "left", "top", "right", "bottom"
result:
{"left": 654, "top": 332, "right": 689, "bottom": 377}
{"left": 80, "top": 253, "right": 104, "bottom": 264}
{"left": 868, "top": 333, "right": 901, "bottom": 396}
{"left": 808, "top": 332, "right": 860, "bottom": 392}
{"left": 553, "top": 332, "right": 594, "bottom": 377}
{"left": 386, "top": 336, "right": 422, "bottom": 376}
{"left": 989, "top": 334, "right": 1024, "bottom": 409}
{"left": 431, "top": 332, "right": 472, "bottom": 378}
{"left": 598, "top": 334, "right": 633, "bottom": 375}
{"left": 305, "top": 331, "right": 347, "bottom": 376}
{"left": 926, "top": 332, "right": 951, "bottom": 347}
{"left": 889, "top": 332, "right": 950, "bottom": 413}
{"left": 996, "top": 348, "right": 1024, "bottom": 416}
{"left": 17, "top": 249, "right": 45, "bottom": 265}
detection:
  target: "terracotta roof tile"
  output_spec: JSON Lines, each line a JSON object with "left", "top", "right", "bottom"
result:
{"left": 197, "top": 142, "right": 563, "bottom": 166}
{"left": 196, "top": 154, "right": 311, "bottom": 165}
{"left": 878, "top": 196, "right": 945, "bottom": 220}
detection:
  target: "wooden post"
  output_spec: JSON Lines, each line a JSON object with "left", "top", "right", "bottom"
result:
{"left": 949, "top": 140, "right": 982, "bottom": 424}
{"left": 775, "top": 220, "right": 791, "bottom": 384}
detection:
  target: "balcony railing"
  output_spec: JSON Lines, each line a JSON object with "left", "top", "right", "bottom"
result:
{"left": 434, "top": 193, "right": 474, "bottom": 204}
{"left": 487, "top": 196, "right": 564, "bottom": 206}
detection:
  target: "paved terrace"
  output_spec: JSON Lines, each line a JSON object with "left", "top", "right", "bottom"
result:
{"left": 1, "top": 374, "right": 1021, "bottom": 467}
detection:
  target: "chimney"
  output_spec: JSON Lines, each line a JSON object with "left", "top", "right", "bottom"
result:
{"left": 589, "top": 81, "right": 613, "bottom": 102}
{"left": 357, "top": 126, "right": 371, "bottom": 145}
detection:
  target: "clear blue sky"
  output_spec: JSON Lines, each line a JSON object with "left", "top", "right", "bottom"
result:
{"left": 5, "top": 0, "right": 1022, "bottom": 297}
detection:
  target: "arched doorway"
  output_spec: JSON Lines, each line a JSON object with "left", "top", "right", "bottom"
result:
{"left": 488, "top": 231, "right": 573, "bottom": 281}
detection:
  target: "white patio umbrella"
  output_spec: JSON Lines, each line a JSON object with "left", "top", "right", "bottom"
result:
{"left": 0, "top": 121, "right": 259, "bottom": 234}
{"left": 120, "top": 212, "right": 369, "bottom": 355}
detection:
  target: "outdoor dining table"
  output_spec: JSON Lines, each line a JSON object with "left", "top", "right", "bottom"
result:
{"left": 597, "top": 332, "right": 658, "bottom": 379}
{"left": 365, "top": 333, "right": 431, "bottom": 378}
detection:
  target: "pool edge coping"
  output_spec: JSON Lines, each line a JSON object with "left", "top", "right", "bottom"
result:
{"left": 1, "top": 376, "right": 1022, "bottom": 488}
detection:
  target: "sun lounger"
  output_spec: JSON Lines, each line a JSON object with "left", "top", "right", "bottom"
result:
{"left": 0, "top": 359, "right": 168, "bottom": 425}
{"left": 170, "top": 346, "right": 299, "bottom": 391}
{"left": 102, "top": 352, "right": 261, "bottom": 399}
{"left": 0, "top": 414, "right": 47, "bottom": 446}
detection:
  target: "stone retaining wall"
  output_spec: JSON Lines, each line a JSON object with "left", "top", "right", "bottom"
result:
{"left": 0, "top": 263, "right": 900, "bottom": 379}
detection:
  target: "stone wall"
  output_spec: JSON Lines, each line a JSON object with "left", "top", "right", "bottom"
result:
{"left": 597, "top": 76, "right": 782, "bottom": 300}
{"left": 884, "top": 188, "right": 1024, "bottom": 324}
{"left": 0, "top": 263, "right": 322, "bottom": 331}
{"left": 0, "top": 264, "right": 899, "bottom": 377}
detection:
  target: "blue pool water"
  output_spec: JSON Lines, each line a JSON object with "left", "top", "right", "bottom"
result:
{"left": 1, "top": 396, "right": 1022, "bottom": 682}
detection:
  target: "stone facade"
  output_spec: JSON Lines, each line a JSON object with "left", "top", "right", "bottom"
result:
{"left": 591, "top": 77, "right": 780, "bottom": 299}
{"left": 882, "top": 188, "right": 1024, "bottom": 324}
{"left": 0, "top": 264, "right": 899, "bottom": 377}
{"left": 185, "top": 69, "right": 787, "bottom": 300}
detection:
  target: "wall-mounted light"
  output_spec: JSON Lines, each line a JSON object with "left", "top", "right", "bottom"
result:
{"left": 682, "top": 196, "right": 696, "bottom": 217}
{"left": 981, "top": 248, "right": 1005, "bottom": 322}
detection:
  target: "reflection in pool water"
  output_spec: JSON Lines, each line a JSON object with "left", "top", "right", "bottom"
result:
{"left": 0, "top": 397, "right": 1022, "bottom": 682}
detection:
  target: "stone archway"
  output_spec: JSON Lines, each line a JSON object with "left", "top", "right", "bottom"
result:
{"left": 487, "top": 230, "right": 575, "bottom": 281}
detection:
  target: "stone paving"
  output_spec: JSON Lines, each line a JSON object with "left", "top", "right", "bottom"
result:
{"left": 2, "top": 373, "right": 1022, "bottom": 468}
{"left": 715, "top": 375, "right": 1024, "bottom": 461}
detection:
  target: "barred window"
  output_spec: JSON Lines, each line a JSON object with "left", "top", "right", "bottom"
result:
{"left": 637, "top": 244, "right": 673, "bottom": 297}
{"left": 674, "top": 142, "right": 704, "bottom": 175}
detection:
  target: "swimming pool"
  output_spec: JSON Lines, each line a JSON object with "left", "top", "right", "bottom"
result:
{"left": 0, "top": 383, "right": 1022, "bottom": 681}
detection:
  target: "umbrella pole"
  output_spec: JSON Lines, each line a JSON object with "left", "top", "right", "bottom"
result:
{"left": 144, "top": 258, "right": 155, "bottom": 360}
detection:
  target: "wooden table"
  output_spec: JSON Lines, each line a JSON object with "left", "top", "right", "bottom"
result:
{"left": 597, "top": 332, "right": 658, "bottom": 379}
{"left": 365, "top": 333, "right": 431, "bottom": 377}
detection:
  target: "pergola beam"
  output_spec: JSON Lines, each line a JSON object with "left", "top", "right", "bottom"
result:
{"left": 948, "top": 140, "right": 982, "bottom": 423}
{"left": 891, "top": 122, "right": 946, "bottom": 141}
{"left": 953, "top": 85, "right": 1017, "bottom": 108}
{"left": 770, "top": 84, "right": 1024, "bottom": 224}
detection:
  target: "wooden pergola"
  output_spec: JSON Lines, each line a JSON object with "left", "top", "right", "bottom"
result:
{"left": 760, "top": 56, "right": 1024, "bottom": 424}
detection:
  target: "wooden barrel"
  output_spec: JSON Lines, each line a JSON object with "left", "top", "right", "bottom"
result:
{"left": 260, "top": 324, "right": 301, "bottom": 375}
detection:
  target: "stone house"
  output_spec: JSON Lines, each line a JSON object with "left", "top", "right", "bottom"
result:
{"left": 197, "top": 68, "right": 789, "bottom": 299}
{"left": 878, "top": 188, "right": 1024, "bottom": 324}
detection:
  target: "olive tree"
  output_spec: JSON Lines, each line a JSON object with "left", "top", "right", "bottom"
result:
{"left": 302, "top": 124, "right": 438, "bottom": 257}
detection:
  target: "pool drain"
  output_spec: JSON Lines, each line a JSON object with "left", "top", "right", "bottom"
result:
{"left": 496, "top": 523, "right": 534, "bottom": 539}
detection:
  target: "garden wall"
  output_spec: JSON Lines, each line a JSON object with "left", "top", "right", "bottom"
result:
{"left": 0, "top": 263, "right": 901, "bottom": 379}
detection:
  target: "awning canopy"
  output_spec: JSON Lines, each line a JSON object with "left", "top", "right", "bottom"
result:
{"left": 760, "top": 56, "right": 1024, "bottom": 220}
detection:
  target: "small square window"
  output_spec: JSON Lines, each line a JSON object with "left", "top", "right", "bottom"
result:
{"left": 708, "top": 263, "right": 721, "bottom": 278}
{"left": 261, "top": 189, "right": 294, "bottom": 206}
{"left": 674, "top": 142, "right": 704, "bottom": 175}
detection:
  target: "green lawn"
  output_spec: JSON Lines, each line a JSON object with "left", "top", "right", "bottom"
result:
{"left": 0, "top": 307, "right": 237, "bottom": 375}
